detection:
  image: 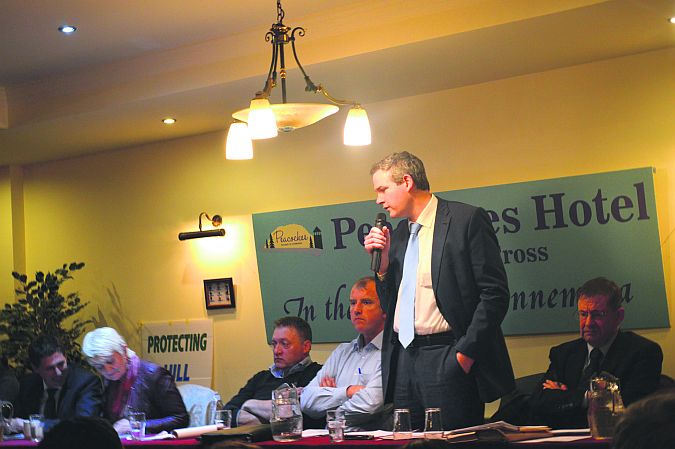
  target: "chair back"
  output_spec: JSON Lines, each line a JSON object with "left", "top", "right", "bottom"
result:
{"left": 177, "top": 383, "right": 219, "bottom": 427}
{"left": 490, "top": 372, "right": 545, "bottom": 425}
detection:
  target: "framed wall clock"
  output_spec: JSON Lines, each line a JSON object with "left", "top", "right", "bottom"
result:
{"left": 204, "top": 278, "right": 235, "bottom": 310}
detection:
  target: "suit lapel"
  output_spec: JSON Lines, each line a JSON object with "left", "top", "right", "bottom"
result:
{"left": 56, "top": 371, "right": 71, "bottom": 417}
{"left": 598, "top": 331, "right": 623, "bottom": 374}
{"left": 431, "top": 199, "right": 451, "bottom": 297}
{"left": 568, "top": 340, "right": 588, "bottom": 386}
{"left": 31, "top": 380, "right": 45, "bottom": 414}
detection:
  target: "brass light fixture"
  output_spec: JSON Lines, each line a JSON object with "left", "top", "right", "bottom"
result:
{"left": 225, "top": 0, "right": 371, "bottom": 160}
{"left": 178, "top": 212, "right": 226, "bottom": 241}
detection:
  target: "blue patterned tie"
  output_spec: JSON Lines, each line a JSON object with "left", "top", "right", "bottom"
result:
{"left": 399, "top": 222, "right": 422, "bottom": 348}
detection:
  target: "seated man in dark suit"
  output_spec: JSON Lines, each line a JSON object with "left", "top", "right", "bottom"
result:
{"left": 530, "top": 277, "right": 663, "bottom": 428}
{"left": 224, "top": 316, "right": 322, "bottom": 428}
{"left": 8, "top": 335, "right": 103, "bottom": 433}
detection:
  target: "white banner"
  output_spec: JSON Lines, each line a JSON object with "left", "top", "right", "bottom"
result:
{"left": 141, "top": 319, "right": 213, "bottom": 387}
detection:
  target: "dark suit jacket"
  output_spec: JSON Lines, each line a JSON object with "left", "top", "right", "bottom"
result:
{"left": 16, "top": 364, "right": 103, "bottom": 431}
{"left": 376, "top": 198, "right": 515, "bottom": 403}
{"left": 530, "top": 331, "right": 663, "bottom": 428}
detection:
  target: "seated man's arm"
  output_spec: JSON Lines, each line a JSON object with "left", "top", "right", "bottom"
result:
{"left": 241, "top": 399, "right": 273, "bottom": 423}
{"left": 236, "top": 409, "right": 263, "bottom": 426}
{"left": 336, "top": 366, "right": 383, "bottom": 418}
{"left": 73, "top": 370, "right": 104, "bottom": 418}
{"left": 300, "top": 352, "right": 343, "bottom": 418}
{"left": 530, "top": 348, "right": 586, "bottom": 424}
{"left": 301, "top": 346, "right": 384, "bottom": 422}
{"left": 224, "top": 371, "right": 266, "bottom": 426}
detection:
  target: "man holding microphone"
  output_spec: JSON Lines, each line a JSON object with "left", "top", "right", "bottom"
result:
{"left": 363, "top": 151, "right": 514, "bottom": 430}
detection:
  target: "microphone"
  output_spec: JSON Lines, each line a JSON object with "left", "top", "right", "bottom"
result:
{"left": 370, "top": 213, "right": 387, "bottom": 272}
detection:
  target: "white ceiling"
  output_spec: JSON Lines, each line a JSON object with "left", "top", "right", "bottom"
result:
{"left": 0, "top": 0, "right": 673, "bottom": 166}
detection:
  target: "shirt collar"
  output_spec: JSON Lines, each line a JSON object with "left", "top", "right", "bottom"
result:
{"left": 269, "top": 356, "right": 313, "bottom": 379}
{"left": 586, "top": 331, "right": 619, "bottom": 358}
{"left": 410, "top": 194, "right": 437, "bottom": 230}
{"left": 353, "top": 330, "right": 384, "bottom": 351}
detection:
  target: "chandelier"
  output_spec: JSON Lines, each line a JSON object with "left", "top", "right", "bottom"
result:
{"left": 225, "top": 0, "right": 371, "bottom": 160}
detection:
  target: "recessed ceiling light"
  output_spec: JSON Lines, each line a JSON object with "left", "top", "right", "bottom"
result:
{"left": 669, "top": 17, "right": 675, "bottom": 24}
{"left": 58, "top": 25, "right": 77, "bottom": 34}
{"left": 162, "top": 118, "right": 177, "bottom": 125}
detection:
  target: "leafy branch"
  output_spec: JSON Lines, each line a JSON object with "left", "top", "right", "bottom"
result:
{"left": 0, "top": 262, "right": 92, "bottom": 376}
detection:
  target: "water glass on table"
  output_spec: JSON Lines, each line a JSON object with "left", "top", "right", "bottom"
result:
{"left": 214, "top": 409, "right": 232, "bottom": 429}
{"left": 128, "top": 411, "right": 146, "bottom": 440}
{"left": 423, "top": 408, "right": 443, "bottom": 439}
{"left": 26, "top": 414, "right": 44, "bottom": 442}
{"left": 392, "top": 409, "right": 412, "bottom": 440}
{"left": 326, "top": 410, "right": 346, "bottom": 443}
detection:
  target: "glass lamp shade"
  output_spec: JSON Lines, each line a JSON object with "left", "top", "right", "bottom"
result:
{"left": 247, "top": 98, "right": 278, "bottom": 139}
{"left": 225, "top": 122, "right": 253, "bottom": 160}
{"left": 343, "top": 106, "right": 371, "bottom": 146}
{"left": 233, "top": 103, "right": 339, "bottom": 133}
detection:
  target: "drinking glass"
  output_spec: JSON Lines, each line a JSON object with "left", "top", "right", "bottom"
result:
{"left": 128, "top": 411, "right": 146, "bottom": 440}
{"left": 214, "top": 409, "right": 232, "bottom": 429}
{"left": 424, "top": 408, "right": 443, "bottom": 439}
{"left": 326, "top": 410, "right": 346, "bottom": 443}
{"left": 28, "top": 414, "right": 44, "bottom": 442}
{"left": 392, "top": 408, "right": 412, "bottom": 440}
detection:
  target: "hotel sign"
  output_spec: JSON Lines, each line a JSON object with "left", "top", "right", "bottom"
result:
{"left": 253, "top": 168, "right": 668, "bottom": 342}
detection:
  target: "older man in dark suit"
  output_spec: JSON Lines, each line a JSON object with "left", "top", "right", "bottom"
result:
{"left": 364, "top": 151, "right": 515, "bottom": 430}
{"left": 530, "top": 277, "right": 663, "bottom": 428}
{"left": 9, "top": 335, "right": 102, "bottom": 433}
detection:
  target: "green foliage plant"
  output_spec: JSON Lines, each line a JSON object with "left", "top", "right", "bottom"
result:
{"left": 0, "top": 262, "right": 92, "bottom": 375}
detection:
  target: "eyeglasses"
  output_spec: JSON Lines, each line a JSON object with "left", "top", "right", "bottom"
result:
{"left": 575, "top": 310, "right": 610, "bottom": 321}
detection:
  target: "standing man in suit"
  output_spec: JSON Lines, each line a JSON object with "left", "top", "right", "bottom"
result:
{"left": 363, "top": 151, "right": 514, "bottom": 430}
{"left": 9, "top": 335, "right": 103, "bottom": 433}
{"left": 530, "top": 277, "right": 663, "bottom": 429}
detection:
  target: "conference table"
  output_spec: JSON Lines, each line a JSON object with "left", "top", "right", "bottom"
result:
{"left": 0, "top": 435, "right": 612, "bottom": 449}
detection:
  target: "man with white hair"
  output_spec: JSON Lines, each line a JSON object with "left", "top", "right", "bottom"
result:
{"left": 82, "top": 327, "right": 188, "bottom": 434}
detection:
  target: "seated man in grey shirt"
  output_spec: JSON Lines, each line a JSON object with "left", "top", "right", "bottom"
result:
{"left": 301, "top": 277, "right": 387, "bottom": 430}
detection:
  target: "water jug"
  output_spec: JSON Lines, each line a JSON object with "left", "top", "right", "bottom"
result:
{"left": 271, "top": 384, "right": 303, "bottom": 441}
{"left": 587, "top": 372, "right": 624, "bottom": 439}
{"left": 0, "top": 401, "right": 13, "bottom": 442}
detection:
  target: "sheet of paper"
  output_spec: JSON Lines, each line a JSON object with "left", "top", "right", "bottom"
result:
{"left": 518, "top": 435, "right": 591, "bottom": 443}
{"left": 551, "top": 428, "right": 591, "bottom": 435}
{"left": 302, "top": 429, "right": 329, "bottom": 437}
{"left": 348, "top": 431, "right": 394, "bottom": 438}
{"left": 141, "top": 431, "right": 175, "bottom": 441}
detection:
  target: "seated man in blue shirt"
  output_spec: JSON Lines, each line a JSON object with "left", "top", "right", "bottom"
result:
{"left": 301, "top": 276, "right": 387, "bottom": 430}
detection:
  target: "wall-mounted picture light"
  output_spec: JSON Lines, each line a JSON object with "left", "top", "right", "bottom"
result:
{"left": 178, "top": 212, "right": 226, "bottom": 241}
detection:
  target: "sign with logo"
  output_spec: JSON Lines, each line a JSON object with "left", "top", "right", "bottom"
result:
{"left": 141, "top": 319, "right": 213, "bottom": 386}
{"left": 253, "top": 168, "right": 668, "bottom": 342}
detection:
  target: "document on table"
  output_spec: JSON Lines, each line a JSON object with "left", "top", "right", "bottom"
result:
{"left": 519, "top": 435, "right": 591, "bottom": 443}
{"left": 302, "top": 430, "right": 399, "bottom": 439}
{"left": 519, "top": 429, "right": 591, "bottom": 443}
